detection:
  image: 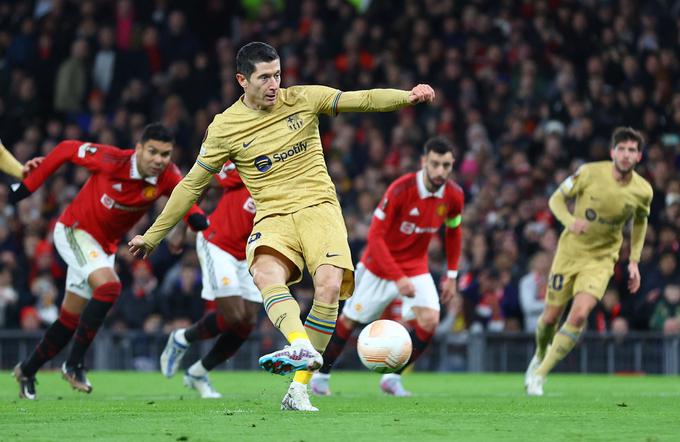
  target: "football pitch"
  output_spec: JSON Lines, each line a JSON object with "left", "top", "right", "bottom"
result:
{"left": 1, "top": 371, "right": 678, "bottom": 441}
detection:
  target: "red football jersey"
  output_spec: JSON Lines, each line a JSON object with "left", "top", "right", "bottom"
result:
{"left": 23, "top": 140, "right": 203, "bottom": 254}
{"left": 202, "top": 162, "right": 255, "bottom": 260}
{"left": 361, "top": 170, "right": 464, "bottom": 280}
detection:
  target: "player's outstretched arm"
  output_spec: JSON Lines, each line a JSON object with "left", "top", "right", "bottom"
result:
{"left": 0, "top": 140, "right": 25, "bottom": 179}
{"left": 336, "top": 84, "right": 435, "bottom": 113}
{"left": 129, "top": 163, "right": 212, "bottom": 258}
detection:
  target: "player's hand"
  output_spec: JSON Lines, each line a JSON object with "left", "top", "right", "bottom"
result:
{"left": 440, "top": 277, "right": 458, "bottom": 304}
{"left": 128, "top": 235, "right": 153, "bottom": 259}
{"left": 22, "top": 156, "right": 44, "bottom": 177}
{"left": 408, "top": 84, "right": 435, "bottom": 104}
{"left": 568, "top": 218, "right": 589, "bottom": 235}
{"left": 628, "top": 261, "right": 641, "bottom": 293}
{"left": 396, "top": 276, "right": 416, "bottom": 298}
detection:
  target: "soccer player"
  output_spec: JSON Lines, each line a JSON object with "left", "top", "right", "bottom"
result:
{"left": 525, "top": 127, "right": 652, "bottom": 396}
{"left": 159, "top": 162, "right": 260, "bottom": 398}
{"left": 128, "top": 42, "right": 435, "bottom": 411}
{"left": 310, "top": 137, "right": 463, "bottom": 397}
{"left": 10, "top": 123, "right": 207, "bottom": 400}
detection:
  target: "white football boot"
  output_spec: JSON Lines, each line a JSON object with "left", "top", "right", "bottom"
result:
{"left": 310, "top": 372, "right": 332, "bottom": 396}
{"left": 526, "top": 374, "right": 545, "bottom": 396}
{"left": 380, "top": 373, "right": 412, "bottom": 397}
{"left": 183, "top": 372, "right": 222, "bottom": 399}
{"left": 258, "top": 341, "right": 323, "bottom": 375}
{"left": 524, "top": 354, "right": 541, "bottom": 388}
{"left": 160, "top": 330, "right": 188, "bottom": 378}
{"left": 281, "top": 381, "right": 319, "bottom": 411}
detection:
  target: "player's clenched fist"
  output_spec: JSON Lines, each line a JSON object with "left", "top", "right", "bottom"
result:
{"left": 568, "top": 218, "right": 589, "bottom": 235}
{"left": 128, "top": 235, "right": 152, "bottom": 259}
{"left": 408, "top": 84, "right": 435, "bottom": 104}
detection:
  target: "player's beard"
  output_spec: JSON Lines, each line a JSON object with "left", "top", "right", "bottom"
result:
{"left": 614, "top": 159, "right": 635, "bottom": 177}
{"left": 425, "top": 171, "right": 446, "bottom": 192}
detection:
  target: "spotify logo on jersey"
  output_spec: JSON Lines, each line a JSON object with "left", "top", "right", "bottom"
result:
{"left": 254, "top": 155, "right": 273, "bottom": 172}
{"left": 585, "top": 208, "right": 597, "bottom": 221}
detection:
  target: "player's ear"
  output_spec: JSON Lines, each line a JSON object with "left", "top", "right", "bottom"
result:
{"left": 236, "top": 73, "right": 248, "bottom": 89}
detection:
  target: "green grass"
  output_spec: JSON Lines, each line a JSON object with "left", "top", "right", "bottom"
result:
{"left": 1, "top": 371, "right": 679, "bottom": 441}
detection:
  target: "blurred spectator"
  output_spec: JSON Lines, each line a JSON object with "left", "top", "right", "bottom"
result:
{"left": 519, "top": 251, "right": 550, "bottom": 332}
{"left": 649, "top": 283, "right": 680, "bottom": 335}
{"left": 30, "top": 275, "right": 59, "bottom": 327}
{"left": 0, "top": 264, "right": 18, "bottom": 328}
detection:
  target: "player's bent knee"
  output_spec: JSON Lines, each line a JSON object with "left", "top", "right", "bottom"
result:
{"left": 416, "top": 311, "right": 439, "bottom": 332}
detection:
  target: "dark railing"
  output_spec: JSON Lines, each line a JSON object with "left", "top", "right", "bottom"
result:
{"left": 1, "top": 330, "right": 678, "bottom": 374}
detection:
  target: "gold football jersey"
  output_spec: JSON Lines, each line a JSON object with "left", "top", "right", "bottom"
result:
{"left": 197, "top": 85, "right": 343, "bottom": 223}
{"left": 556, "top": 161, "right": 652, "bottom": 260}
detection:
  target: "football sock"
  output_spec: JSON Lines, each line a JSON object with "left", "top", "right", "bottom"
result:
{"left": 21, "top": 308, "right": 80, "bottom": 376}
{"left": 292, "top": 299, "right": 339, "bottom": 384}
{"left": 535, "top": 322, "right": 583, "bottom": 377}
{"left": 66, "top": 281, "right": 121, "bottom": 367}
{"left": 200, "top": 322, "right": 254, "bottom": 371}
{"left": 185, "top": 311, "right": 229, "bottom": 343}
{"left": 395, "top": 323, "right": 433, "bottom": 375}
{"left": 319, "top": 317, "right": 353, "bottom": 374}
{"left": 535, "top": 314, "right": 557, "bottom": 361}
{"left": 261, "top": 284, "right": 310, "bottom": 345}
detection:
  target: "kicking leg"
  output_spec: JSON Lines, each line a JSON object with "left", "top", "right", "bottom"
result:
{"left": 253, "top": 248, "right": 322, "bottom": 376}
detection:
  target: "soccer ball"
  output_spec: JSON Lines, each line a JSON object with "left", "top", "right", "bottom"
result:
{"left": 357, "top": 320, "right": 412, "bottom": 373}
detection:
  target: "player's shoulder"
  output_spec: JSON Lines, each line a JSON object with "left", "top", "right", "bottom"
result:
{"left": 388, "top": 172, "right": 418, "bottom": 196}
{"left": 445, "top": 179, "right": 464, "bottom": 197}
{"left": 632, "top": 170, "right": 653, "bottom": 198}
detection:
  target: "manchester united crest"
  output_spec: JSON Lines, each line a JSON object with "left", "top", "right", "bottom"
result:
{"left": 437, "top": 204, "right": 447, "bottom": 217}
{"left": 142, "top": 186, "right": 157, "bottom": 200}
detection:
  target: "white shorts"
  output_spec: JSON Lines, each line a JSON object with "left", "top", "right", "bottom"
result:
{"left": 53, "top": 222, "right": 115, "bottom": 299}
{"left": 196, "top": 232, "right": 261, "bottom": 303}
{"left": 342, "top": 263, "right": 440, "bottom": 323}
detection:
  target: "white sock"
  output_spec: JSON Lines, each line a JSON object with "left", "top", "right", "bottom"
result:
{"left": 314, "top": 372, "right": 330, "bottom": 380}
{"left": 188, "top": 361, "right": 208, "bottom": 377}
{"left": 174, "top": 329, "right": 188, "bottom": 346}
{"left": 290, "top": 337, "right": 313, "bottom": 347}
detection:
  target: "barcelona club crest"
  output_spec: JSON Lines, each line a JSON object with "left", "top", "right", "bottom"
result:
{"left": 286, "top": 113, "right": 304, "bottom": 131}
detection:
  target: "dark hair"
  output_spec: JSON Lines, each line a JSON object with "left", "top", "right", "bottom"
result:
{"left": 236, "top": 42, "right": 279, "bottom": 79}
{"left": 140, "top": 122, "right": 174, "bottom": 144}
{"left": 423, "top": 136, "right": 454, "bottom": 155}
{"left": 611, "top": 127, "right": 644, "bottom": 151}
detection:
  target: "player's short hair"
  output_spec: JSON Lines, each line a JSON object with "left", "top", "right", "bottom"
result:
{"left": 236, "top": 42, "right": 279, "bottom": 79}
{"left": 611, "top": 127, "right": 644, "bottom": 151}
{"left": 140, "top": 123, "right": 174, "bottom": 144}
{"left": 423, "top": 136, "right": 454, "bottom": 156}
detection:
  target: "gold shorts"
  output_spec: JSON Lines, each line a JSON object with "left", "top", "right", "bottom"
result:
{"left": 246, "top": 202, "right": 355, "bottom": 300}
{"left": 546, "top": 252, "right": 615, "bottom": 306}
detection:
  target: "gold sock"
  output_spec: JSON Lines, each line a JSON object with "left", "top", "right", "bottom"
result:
{"left": 261, "top": 284, "right": 308, "bottom": 344}
{"left": 292, "top": 300, "right": 339, "bottom": 385}
{"left": 535, "top": 323, "right": 583, "bottom": 377}
{"left": 535, "top": 315, "right": 557, "bottom": 361}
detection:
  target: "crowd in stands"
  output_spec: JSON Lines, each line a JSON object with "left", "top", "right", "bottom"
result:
{"left": 0, "top": 0, "right": 679, "bottom": 338}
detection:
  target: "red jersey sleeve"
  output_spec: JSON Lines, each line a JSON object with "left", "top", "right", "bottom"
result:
{"left": 366, "top": 185, "right": 407, "bottom": 281}
{"left": 444, "top": 184, "right": 464, "bottom": 278}
{"left": 163, "top": 163, "right": 205, "bottom": 223}
{"left": 23, "top": 140, "right": 122, "bottom": 192}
